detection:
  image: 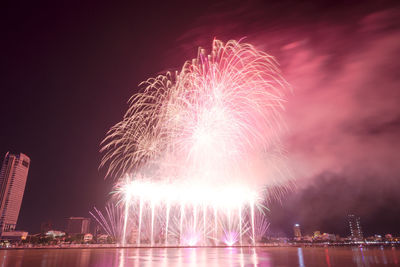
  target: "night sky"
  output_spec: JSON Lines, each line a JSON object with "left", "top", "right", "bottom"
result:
{"left": 2, "top": 1, "right": 400, "bottom": 237}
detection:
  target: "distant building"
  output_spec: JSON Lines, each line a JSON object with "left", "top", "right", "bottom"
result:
{"left": 293, "top": 224, "right": 302, "bottom": 239}
{"left": 385, "top": 234, "right": 393, "bottom": 241}
{"left": 0, "top": 152, "right": 30, "bottom": 233}
{"left": 0, "top": 230, "right": 28, "bottom": 241}
{"left": 320, "top": 233, "right": 336, "bottom": 241}
{"left": 348, "top": 214, "right": 363, "bottom": 240}
{"left": 46, "top": 230, "right": 65, "bottom": 238}
{"left": 84, "top": 233, "right": 93, "bottom": 242}
{"left": 302, "top": 235, "right": 313, "bottom": 242}
{"left": 374, "top": 235, "right": 382, "bottom": 242}
{"left": 97, "top": 234, "right": 110, "bottom": 243}
{"left": 313, "top": 231, "right": 321, "bottom": 238}
{"left": 66, "top": 217, "right": 90, "bottom": 234}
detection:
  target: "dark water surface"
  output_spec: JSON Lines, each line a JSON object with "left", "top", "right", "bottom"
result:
{"left": 0, "top": 247, "right": 399, "bottom": 266}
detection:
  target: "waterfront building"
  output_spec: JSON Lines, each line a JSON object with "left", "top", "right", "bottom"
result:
{"left": 320, "top": 233, "right": 336, "bottom": 241}
{"left": 313, "top": 231, "right": 321, "bottom": 238}
{"left": 97, "top": 234, "right": 110, "bottom": 243}
{"left": 293, "top": 224, "right": 302, "bottom": 239}
{"left": 385, "top": 234, "right": 393, "bottom": 241}
{"left": 66, "top": 217, "right": 90, "bottom": 234}
{"left": 0, "top": 152, "right": 30, "bottom": 233}
{"left": 0, "top": 230, "right": 28, "bottom": 241}
{"left": 348, "top": 214, "right": 363, "bottom": 240}
{"left": 374, "top": 235, "right": 382, "bottom": 241}
{"left": 45, "top": 230, "right": 65, "bottom": 238}
{"left": 302, "top": 235, "right": 313, "bottom": 242}
{"left": 84, "top": 233, "right": 93, "bottom": 242}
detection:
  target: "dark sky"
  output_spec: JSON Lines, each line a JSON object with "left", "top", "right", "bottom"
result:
{"left": 1, "top": 1, "right": 399, "bottom": 237}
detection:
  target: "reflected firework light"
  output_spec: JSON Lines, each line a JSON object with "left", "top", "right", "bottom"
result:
{"left": 100, "top": 39, "right": 292, "bottom": 245}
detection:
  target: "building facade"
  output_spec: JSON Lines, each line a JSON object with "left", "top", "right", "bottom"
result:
{"left": 348, "top": 214, "right": 363, "bottom": 240}
{"left": 293, "top": 224, "right": 302, "bottom": 239}
{"left": 0, "top": 152, "right": 30, "bottom": 233}
{"left": 66, "top": 217, "right": 91, "bottom": 234}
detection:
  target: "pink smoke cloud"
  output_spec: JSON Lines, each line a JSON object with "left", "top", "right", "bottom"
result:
{"left": 170, "top": 4, "right": 400, "bottom": 188}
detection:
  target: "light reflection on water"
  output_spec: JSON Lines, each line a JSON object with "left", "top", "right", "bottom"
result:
{"left": 298, "top": 248, "right": 305, "bottom": 267}
{"left": 0, "top": 247, "right": 399, "bottom": 267}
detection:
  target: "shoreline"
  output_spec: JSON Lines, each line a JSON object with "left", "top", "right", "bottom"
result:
{"left": 1, "top": 242, "right": 399, "bottom": 250}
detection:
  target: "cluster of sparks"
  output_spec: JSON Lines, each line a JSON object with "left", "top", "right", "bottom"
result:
{"left": 95, "top": 39, "right": 291, "bottom": 246}
{"left": 118, "top": 178, "right": 258, "bottom": 208}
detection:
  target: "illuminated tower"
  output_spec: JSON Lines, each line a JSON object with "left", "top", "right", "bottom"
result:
{"left": 293, "top": 224, "right": 302, "bottom": 239}
{"left": 348, "top": 214, "right": 363, "bottom": 240}
{"left": 0, "top": 152, "right": 30, "bottom": 233}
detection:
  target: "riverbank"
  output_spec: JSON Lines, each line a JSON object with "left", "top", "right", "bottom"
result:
{"left": 1, "top": 241, "right": 399, "bottom": 250}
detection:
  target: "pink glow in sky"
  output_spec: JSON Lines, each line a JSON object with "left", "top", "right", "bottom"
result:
{"left": 173, "top": 6, "right": 400, "bottom": 187}
{"left": 169, "top": 3, "right": 400, "bottom": 234}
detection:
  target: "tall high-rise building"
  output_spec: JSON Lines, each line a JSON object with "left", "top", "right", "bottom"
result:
{"left": 66, "top": 217, "right": 91, "bottom": 234}
{"left": 293, "top": 224, "right": 302, "bottom": 239}
{"left": 348, "top": 214, "right": 363, "bottom": 240}
{"left": 0, "top": 152, "right": 30, "bottom": 233}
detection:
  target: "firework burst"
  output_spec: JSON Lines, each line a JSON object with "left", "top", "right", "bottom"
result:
{"left": 99, "top": 39, "right": 292, "bottom": 245}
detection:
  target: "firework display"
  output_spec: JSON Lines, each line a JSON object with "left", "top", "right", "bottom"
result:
{"left": 98, "top": 39, "right": 291, "bottom": 246}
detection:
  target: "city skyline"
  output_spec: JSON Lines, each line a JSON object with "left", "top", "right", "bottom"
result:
{"left": 1, "top": 0, "right": 400, "bottom": 237}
